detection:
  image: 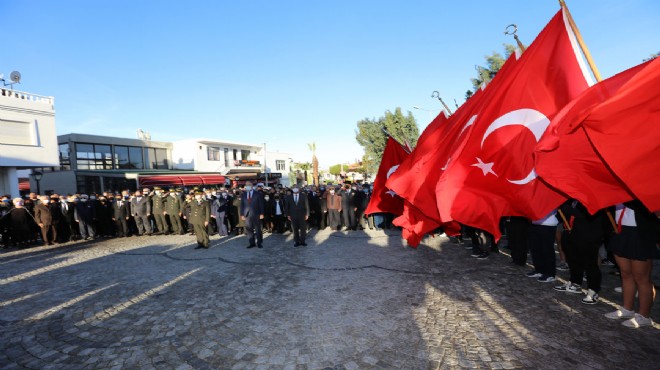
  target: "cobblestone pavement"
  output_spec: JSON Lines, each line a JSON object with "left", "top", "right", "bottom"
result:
{"left": 1, "top": 229, "right": 659, "bottom": 369}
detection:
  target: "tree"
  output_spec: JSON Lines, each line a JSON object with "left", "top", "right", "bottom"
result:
{"left": 355, "top": 107, "right": 418, "bottom": 175}
{"left": 643, "top": 51, "right": 659, "bottom": 62}
{"left": 469, "top": 43, "right": 516, "bottom": 92}
{"left": 328, "top": 164, "right": 343, "bottom": 176}
{"left": 291, "top": 162, "right": 312, "bottom": 185}
{"left": 308, "top": 142, "right": 319, "bottom": 186}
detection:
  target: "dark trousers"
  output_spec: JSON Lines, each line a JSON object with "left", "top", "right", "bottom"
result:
{"left": 528, "top": 224, "right": 557, "bottom": 277}
{"left": 291, "top": 217, "right": 307, "bottom": 243}
{"left": 193, "top": 223, "right": 209, "bottom": 247}
{"left": 115, "top": 218, "right": 129, "bottom": 237}
{"left": 328, "top": 209, "right": 341, "bottom": 230}
{"left": 563, "top": 233, "right": 602, "bottom": 292}
{"left": 215, "top": 212, "right": 228, "bottom": 236}
{"left": 245, "top": 216, "right": 263, "bottom": 246}
{"left": 273, "top": 214, "right": 285, "bottom": 233}
{"left": 40, "top": 224, "right": 57, "bottom": 244}
{"left": 78, "top": 219, "right": 96, "bottom": 239}
{"left": 507, "top": 217, "right": 530, "bottom": 266}
{"left": 341, "top": 207, "right": 355, "bottom": 229}
{"left": 168, "top": 214, "right": 183, "bottom": 234}
{"left": 134, "top": 215, "right": 152, "bottom": 235}
{"left": 154, "top": 213, "right": 168, "bottom": 233}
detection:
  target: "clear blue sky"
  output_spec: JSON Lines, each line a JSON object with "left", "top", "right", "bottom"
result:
{"left": 3, "top": 1, "right": 658, "bottom": 168}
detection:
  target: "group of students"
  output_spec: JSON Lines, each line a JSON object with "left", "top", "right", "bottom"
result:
{"left": 0, "top": 180, "right": 391, "bottom": 249}
{"left": 459, "top": 199, "right": 659, "bottom": 329}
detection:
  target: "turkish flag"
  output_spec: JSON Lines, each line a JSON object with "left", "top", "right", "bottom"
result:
{"left": 536, "top": 57, "right": 660, "bottom": 213}
{"left": 364, "top": 137, "right": 409, "bottom": 215}
{"left": 435, "top": 8, "right": 593, "bottom": 240}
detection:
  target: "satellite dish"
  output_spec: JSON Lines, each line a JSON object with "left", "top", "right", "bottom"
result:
{"left": 10, "top": 71, "right": 21, "bottom": 83}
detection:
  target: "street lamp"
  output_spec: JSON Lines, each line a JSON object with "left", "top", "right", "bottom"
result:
{"left": 32, "top": 171, "right": 43, "bottom": 195}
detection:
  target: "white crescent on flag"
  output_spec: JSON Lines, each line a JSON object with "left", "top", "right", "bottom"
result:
{"left": 478, "top": 108, "right": 550, "bottom": 185}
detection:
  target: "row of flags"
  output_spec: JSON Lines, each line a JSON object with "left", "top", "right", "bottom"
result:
{"left": 365, "top": 6, "right": 659, "bottom": 247}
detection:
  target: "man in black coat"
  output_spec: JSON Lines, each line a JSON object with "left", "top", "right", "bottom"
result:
{"left": 240, "top": 181, "right": 265, "bottom": 248}
{"left": 74, "top": 194, "right": 96, "bottom": 240}
{"left": 58, "top": 195, "right": 77, "bottom": 242}
{"left": 112, "top": 195, "right": 131, "bottom": 237}
{"left": 285, "top": 184, "right": 310, "bottom": 247}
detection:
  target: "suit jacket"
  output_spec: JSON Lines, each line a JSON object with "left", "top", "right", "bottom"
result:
{"left": 74, "top": 201, "right": 96, "bottom": 222}
{"left": 131, "top": 196, "right": 151, "bottom": 216}
{"left": 240, "top": 190, "right": 265, "bottom": 219}
{"left": 34, "top": 203, "right": 53, "bottom": 225}
{"left": 326, "top": 193, "right": 342, "bottom": 211}
{"left": 285, "top": 193, "right": 309, "bottom": 220}
{"left": 113, "top": 200, "right": 130, "bottom": 220}
{"left": 60, "top": 201, "right": 75, "bottom": 223}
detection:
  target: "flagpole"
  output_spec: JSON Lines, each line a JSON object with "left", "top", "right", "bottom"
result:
{"left": 381, "top": 128, "right": 412, "bottom": 154}
{"left": 559, "top": 0, "right": 603, "bottom": 82}
{"left": 504, "top": 24, "right": 526, "bottom": 52}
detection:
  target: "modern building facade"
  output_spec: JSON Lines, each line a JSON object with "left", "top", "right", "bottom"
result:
{"left": 172, "top": 138, "right": 293, "bottom": 187}
{"left": 0, "top": 88, "right": 58, "bottom": 197}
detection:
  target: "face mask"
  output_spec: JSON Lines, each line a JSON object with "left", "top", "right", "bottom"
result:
{"left": 16, "top": 201, "right": 24, "bottom": 206}
{"left": 292, "top": 188, "right": 299, "bottom": 193}
{"left": 329, "top": 190, "right": 335, "bottom": 195}
{"left": 195, "top": 196, "right": 202, "bottom": 201}
{"left": 115, "top": 198, "right": 122, "bottom": 202}
{"left": 245, "top": 186, "right": 253, "bottom": 191}
{"left": 155, "top": 191, "right": 161, "bottom": 196}
{"left": 124, "top": 196, "right": 129, "bottom": 199}
{"left": 222, "top": 193, "right": 227, "bottom": 198}
{"left": 363, "top": 190, "right": 369, "bottom": 193}
{"left": 90, "top": 196, "right": 96, "bottom": 200}
{"left": 320, "top": 187, "right": 325, "bottom": 191}
{"left": 170, "top": 193, "right": 176, "bottom": 197}
{"left": 274, "top": 196, "right": 280, "bottom": 199}
{"left": 81, "top": 198, "right": 88, "bottom": 202}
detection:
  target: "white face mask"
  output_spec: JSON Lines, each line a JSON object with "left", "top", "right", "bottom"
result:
{"left": 195, "top": 196, "right": 202, "bottom": 201}
{"left": 81, "top": 198, "right": 88, "bottom": 202}
{"left": 329, "top": 190, "right": 335, "bottom": 195}
{"left": 90, "top": 196, "right": 96, "bottom": 200}
{"left": 245, "top": 186, "right": 253, "bottom": 191}
{"left": 264, "top": 196, "right": 270, "bottom": 201}
{"left": 170, "top": 193, "right": 176, "bottom": 197}
{"left": 292, "top": 188, "right": 299, "bottom": 193}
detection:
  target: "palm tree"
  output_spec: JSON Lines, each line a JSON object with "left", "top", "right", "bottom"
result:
{"left": 308, "top": 142, "right": 319, "bottom": 186}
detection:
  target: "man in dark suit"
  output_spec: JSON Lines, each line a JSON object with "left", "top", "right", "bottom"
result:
{"left": 112, "top": 195, "right": 131, "bottom": 237}
{"left": 58, "top": 195, "right": 77, "bottom": 242}
{"left": 240, "top": 181, "right": 265, "bottom": 248}
{"left": 34, "top": 195, "right": 56, "bottom": 245}
{"left": 131, "top": 190, "right": 152, "bottom": 236}
{"left": 285, "top": 184, "right": 310, "bottom": 247}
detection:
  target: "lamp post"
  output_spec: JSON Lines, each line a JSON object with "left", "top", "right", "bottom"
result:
{"left": 32, "top": 171, "right": 43, "bottom": 195}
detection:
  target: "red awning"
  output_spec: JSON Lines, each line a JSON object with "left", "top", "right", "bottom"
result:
{"left": 139, "top": 174, "right": 226, "bottom": 188}
{"left": 18, "top": 178, "right": 30, "bottom": 191}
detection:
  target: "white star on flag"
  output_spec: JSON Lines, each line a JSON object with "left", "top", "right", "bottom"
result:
{"left": 472, "top": 157, "right": 498, "bottom": 177}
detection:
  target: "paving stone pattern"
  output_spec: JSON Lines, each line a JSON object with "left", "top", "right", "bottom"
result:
{"left": 1, "top": 229, "right": 659, "bottom": 369}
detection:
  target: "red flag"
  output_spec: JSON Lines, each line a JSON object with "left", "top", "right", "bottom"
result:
{"left": 536, "top": 57, "right": 660, "bottom": 212}
{"left": 435, "top": 8, "right": 593, "bottom": 240}
{"left": 365, "top": 137, "right": 409, "bottom": 215}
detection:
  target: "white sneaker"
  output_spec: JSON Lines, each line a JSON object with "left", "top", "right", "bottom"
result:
{"left": 581, "top": 289, "right": 599, "bottom": 305}
{"left": 622, "top": 313, "right": 654, "bottom": 328}
{"left": 614, "top": 286, "right": 622, "bottom": 293}
{"left": 604, "top": 307, "right": 635, "bottom": 320}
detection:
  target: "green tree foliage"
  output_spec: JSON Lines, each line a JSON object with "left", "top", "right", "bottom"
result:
{"left": 328, "top": 164, "right": 343, "bottom": 176}
{"left": 355, "top": 107, "right": 418, "bottom": 175}
{"left": 470, "top": 43, "right": 517, "bottom": 92}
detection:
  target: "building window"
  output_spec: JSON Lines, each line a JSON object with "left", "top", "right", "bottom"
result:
{"left": 241, "top": 149, "right": 251, "bottom": 160}
{"left": 76, "top": 175, "right": 101, "bottom": 194}
{"left": 224, "top": 148, "right": 229, "bottom": 167}
{"left": 208, "top": 146, "right": 221, "bottom": 161}
{"left": 59, "top": 143, "right": 71, "bottom": 170}
{"left": 129, "top": 147, "right": 144, "bottom": 169}
{"left": 75, "top": 143, "right": 113, "bottom": 170}
{"left": 144, "top": 147, "right": 170, "bottom": 169}
{"left": 276, "top": 160, "right": 286, "bottom": 171}
{"left": 233, "top": 149, "right": 238, "bottom": 161}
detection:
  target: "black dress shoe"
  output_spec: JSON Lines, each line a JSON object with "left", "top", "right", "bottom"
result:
{"left": 257, "top": 244, "right": 263, "bottom": 248}
{"left": 294, "top": 242, "right": 300, "bottom": 247}
{"left": 194, "top": 245, "right": 203, "bottom": 249}
{"left": 301, "top": 242, "right": 307, "bottom": 246}
{"left": 247, "top": 245, "right": 256, "bottom": 249}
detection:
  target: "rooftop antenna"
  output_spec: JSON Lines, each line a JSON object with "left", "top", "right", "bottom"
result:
{"left": 137, "top": 128, "right": 151, "bottom": 141}
{"left": 1, "top": 71, "right": 21, "bottom": 90}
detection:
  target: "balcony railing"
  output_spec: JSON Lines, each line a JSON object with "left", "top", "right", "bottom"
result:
{"left": 1, "top": 88, "right": 55, "bottom": 105}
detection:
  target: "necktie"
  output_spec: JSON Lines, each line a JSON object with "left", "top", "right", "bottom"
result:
{"left": 248, "top": 192, "right": 252, "bottom": 205}
{"left": 295, "top": 195, "right": 298, "bottom": 204}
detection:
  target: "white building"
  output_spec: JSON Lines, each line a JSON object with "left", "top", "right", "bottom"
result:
{"left": 171, "top": 138, "right": 294, "bottom": 187}
{"left": 0, "top": 87, "right": 58, "bottom": 197}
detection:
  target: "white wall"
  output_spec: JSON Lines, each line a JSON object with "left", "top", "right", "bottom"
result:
{"left": 0, "top": 167, "right": 19, "bottom": 198}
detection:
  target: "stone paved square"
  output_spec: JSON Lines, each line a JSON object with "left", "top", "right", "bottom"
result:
{"left": 1, "top": 230, "right": 659, "bottom": 369}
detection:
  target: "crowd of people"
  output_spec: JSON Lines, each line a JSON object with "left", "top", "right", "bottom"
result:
{"left": 1, "top": 183, "right": 657, "bottom": 328}
{"left": 458, "top": 199, "right": 659, "bottom": 329}
{"left": 0, "top": 180, "right": 388, "bottom": 249}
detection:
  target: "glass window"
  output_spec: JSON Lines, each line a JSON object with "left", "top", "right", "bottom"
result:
{"left": 59, "top": 143, "right": 71, "bottom": 170}
{"left": 224, "top": 148, "right": 229, "bottom": 167}
{"left": 155, "top": 148, "right": 168, "bottom": 169}
{"left": 241, "top": 150, "right": 250, "bottom": 160}
{"left": 233, "top": 149, "right": 238, "bottom": 160}
{"left": 95, "top": 144, "right": 113, "bottom": 169}
{"left": 208, "top": 146, "right": 220, "bottom": 161}
{"left": 276, "top": 160, "right": 285, "bottom": 171}
{"left": 115, "top": 146, "right": 130, "bottom": 169}
{"left": 76, "top": 143, "right": 94, "bottom": 160}
{"left": 129, "top": 147, "right": 144, "bottom": 169}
